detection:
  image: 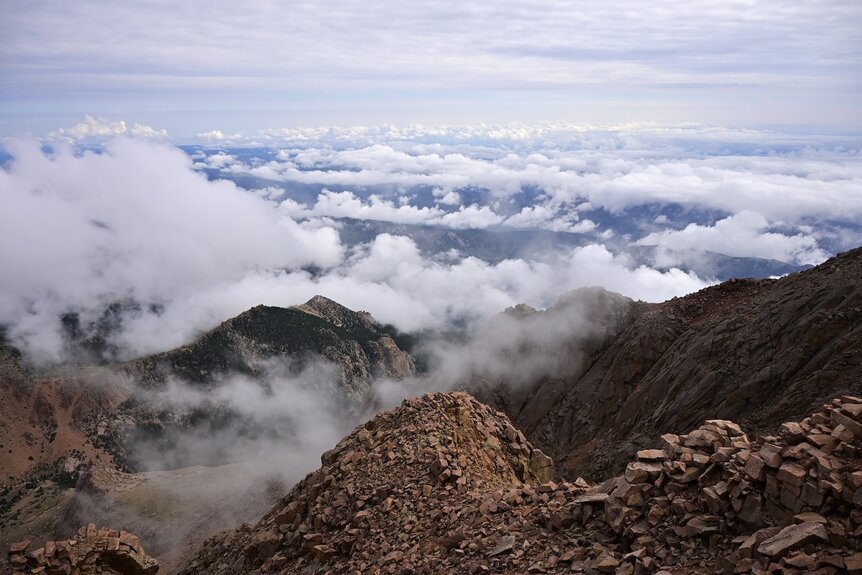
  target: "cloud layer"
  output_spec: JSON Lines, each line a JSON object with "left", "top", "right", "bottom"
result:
{"left": 0, "top": 132, "right": 728, "bottom": 364}
{"left": 195, "top": 123, "right": 862, "bottom": 265}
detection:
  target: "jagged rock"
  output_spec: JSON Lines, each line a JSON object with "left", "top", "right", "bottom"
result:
{"left": 756, "top": 521, "right": 829, "bottom": 559}
{"left": 7, "top": 524, "right": 158, "bottom": 575}
{"left": 488, "top": 535, "right": 516, "bottom": 557}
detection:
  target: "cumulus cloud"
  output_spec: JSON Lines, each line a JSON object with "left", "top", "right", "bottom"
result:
{"left": 210, "top": 125, "right": 862, "bottom": 230}
{"left": 48, "top": 115, "right": 169, "bottom": 143}
{"left": 193, "top": 124, "right": 861, "bottom": 262}
{"left": 637, "top": 210, "right": 830, "bottom": 265}
{"left": 284, "top": 190, "right": 445, "bottom": 225}
{"left": 0, "top": 138, "right": 342, "bottom": 363}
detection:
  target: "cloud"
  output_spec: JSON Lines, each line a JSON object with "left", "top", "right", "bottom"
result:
{"left": 47, "top": 115, "right": 169, "bottom": 143}
{"left": 193, "top": 124, "right": 860, "bottom": 262}
{"left": 196, "top": 129, "right": 225, "bottom": 141}
{"left": 131, "top": 358, "right": 349, "bottom": 473}
{"left": 0, "top": 138, "right": 343, "bottom": 363}
{"left": 210, "top": 126, "right": 862, "bottom": 230}
{"left": 5, "top": 126, "right": 857, "bottom": 367}
{"left": 636, "top": 210, "right": 830, "bottom": 265}
{"left": 504, "top": 205, "right": 597, "bottom": 233}
{"left": 285, "top": 190, "right": 445, "bottom": 225}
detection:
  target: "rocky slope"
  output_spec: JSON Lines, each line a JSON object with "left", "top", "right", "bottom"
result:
{"left": 477, "top": 247, "right": 862, "bottom": 480}
{"left": 178, "top": 391, "right": 862, "bottom": 575}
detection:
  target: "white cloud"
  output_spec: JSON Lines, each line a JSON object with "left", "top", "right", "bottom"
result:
{"left": 47, "top": 115, "right": 168, "bottom": 143}
{"left": 636, "top": 210, "right": 829, "bottom": 265}
{"left": 5, "top": 126, "right": 858, "bottom": 367}
{"left": 433, "top": 188, "right": 462, "bottom": 206}
{"left": 209, "top": 126, "right": 862, "bottom": 231}
{"left": 0, "top": 138, "right": 342, "bottom": 363}
{"left": 197, "top": 129, "right": 225, "bottom": 141}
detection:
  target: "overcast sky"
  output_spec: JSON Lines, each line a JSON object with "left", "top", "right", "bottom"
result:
{"left": 2, "top": 0, "right": 861, "bottom": 139}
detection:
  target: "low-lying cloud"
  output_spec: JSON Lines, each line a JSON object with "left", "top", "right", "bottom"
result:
{"left": 2, "top": 123, "right": 859, "bottom": 366}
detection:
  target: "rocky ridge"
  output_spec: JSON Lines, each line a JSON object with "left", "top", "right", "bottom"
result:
{"left": 178, "top": 392, "right": 862, "bottom": 574}
{"left": 8, "top": 523, "right": 159, "bottom": 575}
{"left": 482, "top": 247, "right": 862, "bottom": 480}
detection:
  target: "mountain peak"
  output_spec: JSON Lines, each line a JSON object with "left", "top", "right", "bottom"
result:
{"left": 293, "top": 295, "right": 374, "bottom": 329}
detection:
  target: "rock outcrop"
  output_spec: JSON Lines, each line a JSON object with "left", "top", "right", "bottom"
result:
{"left": 7, "top": 524, "right": 158, "bottom": 575}
{"left": 177, "top": 392, "right": 862, "bottom": 574}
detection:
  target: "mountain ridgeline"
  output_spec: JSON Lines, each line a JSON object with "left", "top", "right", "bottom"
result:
{"left": 476, "top": 246, "right": 861, "bottom": 481}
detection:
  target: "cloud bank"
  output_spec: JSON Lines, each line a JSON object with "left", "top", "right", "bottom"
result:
{"left": 196, "top": 123, "right": 862, "bottom": 264}
{"left": 0, "top": 133, "right": 724, "bottom": 364}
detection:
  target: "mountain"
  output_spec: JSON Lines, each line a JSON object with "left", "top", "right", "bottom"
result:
{"left": 132, "top": 295, "right": 415, "bottom": 400}
{"left": 176, "top": 391, "right": 862, "bottom": 574}
{"left": 473, "top": 247, "right": 862, "bottom": 481}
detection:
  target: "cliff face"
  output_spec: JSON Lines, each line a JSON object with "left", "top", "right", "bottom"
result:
{"left": 479, "top": 247, "right": 862, "bottom": 480}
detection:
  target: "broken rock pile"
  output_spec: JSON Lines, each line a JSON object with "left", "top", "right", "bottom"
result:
{"left": 179, "top": 392, "right": 862, "bottom": 575}
{"left": 598, "top": 395, "right": 862, "bottom": 573}
{"left": 7, "top": 524, "right": 158, "bottom": 575}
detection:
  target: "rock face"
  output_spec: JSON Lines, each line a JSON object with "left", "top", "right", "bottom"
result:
{"left": 480, "top": 247, "right": 862, "bottom": 480}
{"left": 177, "top": 392, "right": 862, "bottom": 574}
{"left": 133, "top": 295, "right": 415, "bottom": 400}
{"left": 7, "top": 524, "right": 158, "bottom": 575}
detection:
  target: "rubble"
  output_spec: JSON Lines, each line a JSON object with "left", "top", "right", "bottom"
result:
{"left": 7, "top": 524, "right": 158, "bottom": 574}
{"left": 177, "top": 392, "right": 862, "bottom": 574}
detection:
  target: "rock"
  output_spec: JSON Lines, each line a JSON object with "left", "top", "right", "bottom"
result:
{"left": 593, "top": 553, "right": 620, "bottom": 573}
{"left": 529, "top": 449, "right": 554, "bottom": 483}
{"left": 9, "top": 526, "right": 158, "bottom": 575}
{"left": 756, "top": 521, "right": 829, "bottom": 559}
{"left": 845, "top": 552, "right": 862, "bottom": 575}
{"left": 9, "top": 540, "right": 30, "bottom": 553}
{"left": 173, "top": 391, "right": 862, "bottom": 575}
{"left": 636, "top": 449, "right": 667, "bottom": 462}
{"left": 744, "top": 453, "right": 767, "bottom": 481}
{"left": 488, "top": 535, "right": 516, "bottom": 557}
{"left": 776, "top": 461, "right": 807, "bottom": 487}
{"left": 624, "top": 461, "right": 662, "bottom": 484}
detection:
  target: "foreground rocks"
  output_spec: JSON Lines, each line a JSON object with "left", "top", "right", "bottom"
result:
{"left": 7, "top": 524, "right": 158, "bottom": 575}
{"left": 178, "top": 392, "right": 862, "bottom": 574}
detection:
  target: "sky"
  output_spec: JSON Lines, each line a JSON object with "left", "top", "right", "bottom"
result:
{"left": 2, "top": 0, "right": 861, "bottom": 139}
